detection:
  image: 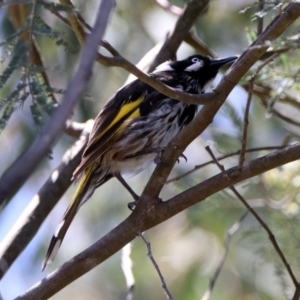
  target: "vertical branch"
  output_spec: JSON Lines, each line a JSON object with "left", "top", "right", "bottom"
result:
{"left": 257, "top": 0, "right": 264, "bottom": 36}
{"left": 238, "top": 87, "right": 252, "bottom": 170}
{"left": 239, "top": 53, "right": 279, "bottom": 170}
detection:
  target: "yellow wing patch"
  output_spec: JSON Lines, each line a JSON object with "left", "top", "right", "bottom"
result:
{"left": 71, "top": 163, "right": 94, "bottom": 205}
{"left": 92, "top": 96, "right": 143, "bottom": 145}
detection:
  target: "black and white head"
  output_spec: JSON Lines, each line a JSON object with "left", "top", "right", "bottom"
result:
{"left": 154, "top": 54, "right": 237, "bottom": 93}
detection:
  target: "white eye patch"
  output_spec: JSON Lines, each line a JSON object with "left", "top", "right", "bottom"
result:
{"left": 185, "top": 60, "right": 204, "bottom": 72}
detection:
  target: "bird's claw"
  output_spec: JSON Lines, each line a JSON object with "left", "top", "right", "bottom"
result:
{"left": 177, "top": 153, "right": 187, "bottom": 163}
{"left": 127, "top": 201, "right": 137, "bottom": 211}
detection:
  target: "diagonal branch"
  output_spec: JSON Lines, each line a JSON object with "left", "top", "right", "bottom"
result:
{"left": 148, "top": 0, "right": 209, "bottom": 71}
{"left": 166, "top": 146, "right": 287, "bottom": 183}
{"left": 155, "top": 0, "right": 182, "bottom": 16}
{"left": 205, "top": 145, "right": 299, "bottom": 290}
{"left": 0, "top": 120, "right": 93, "bottom": 280}
{"left": 96, "top": 40, "right": 216, "bottom": 105}
{"left": 0, "top": 0, "right": 115, "bottom": 207}
{"left": 47, "top": 0, "right": 216, "bottom": 106}
{"left": 13, "top": 143, "right": 300, "bottom": 300}
{"left": 140, "top": 3, "right": 300, "bottom": 206}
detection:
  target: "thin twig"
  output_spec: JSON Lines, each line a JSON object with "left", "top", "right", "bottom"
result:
{"left": 205, "top": 146, "right": 299, "bottom": 290}
{"left": 121, "top": 243, "right": 135, "bottom": 300}
{"left": 243, "top": 83, "right": 300, "bottom": 127}
{"left": 57, "top": 0, "right": 228, "bottom": 110}
{"left": 238, "top": 86, "right": 252, "bottom": 170}
{"left": 166, "top": 146, "right": 286, "bottom": 183}
{"left": 257, "top": 0, "right": 264, "bottom": 36}
{"left": 138, "top": 232, "right": 174, "bottom": 300}
{"left": 260, "top": 97, "right": 300, "bottom": 128}
{"left": 239, "top": 53, "right": 279, "bottom": 170}
{"left": 155, "top": 0, "right": 182, "bottom": 15}
{"left": 59, "top": 0, "right": 85, "bottom": 46}
{"left": 96, "top": 40, "right": 215, "bottom": 105}
{"left": 45, "top": 6, "right": 73, "bottom": 28}
{"left": 201, "top": 212, "right": 248, "bottom": 300}
{"left": 51, "top": 0, "right": 215, "bottom": 106}
{"left": 292, "top": 287, "right": 300, "bottom": 300}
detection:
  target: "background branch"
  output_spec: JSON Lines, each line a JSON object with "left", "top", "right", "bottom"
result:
{"left": 166, "top": 146, "right": 286, "bottom": 183}
{"left": 0, "top": 0, "right": 115, "bottom": 207}
{"left": 138, "top": 232, "right": 174, "bottom": 300}
{"left": 148, "top": 0, "right": 209, "bottom": 71}
{"left": 121, "top": 243, "right": 134, "bottom": 300}
{"left": 201, "top": 212, "right": 248, "bottom": 300}
{"left": 0, "top": 120, "right": 93, "bottom": 279}
{"left": 205, "top": 146, "right": 299, "bottom": 289}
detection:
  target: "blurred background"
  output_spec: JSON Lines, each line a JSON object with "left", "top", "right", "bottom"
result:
{"left": 1, "top": 0, "right": 300, "bottom": 299}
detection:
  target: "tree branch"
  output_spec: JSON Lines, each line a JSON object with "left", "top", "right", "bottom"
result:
{"left": 0, "top": 0, "right": 115, "bottom": 207}
{"left": 96, "top": 40, "right": 216, "bottom": 105}
{"left": 239, "top": 53, "right": 278, "bottom": 170}
{"left": 0, "top": 120, "right": 93, "bottom": 279}
{"left": 13, "top": 143, "right": 300, "bottom": 300}
{"left": 205, "top": 146, "right": 299, "bottom": 289}
{"left": 138, "top": 232, "right": 174, "bottom": 300}
{"left": 140, "top": 3, "right": 300, "bottom": 206}
{"left": 155, "top": 0, "right": 182, "bottom": 16}
{"left": 166, "top": 146, "right": 286, "bottom": 183}
{"left": 148, "top": 0, "right": 209, "bottom": 71}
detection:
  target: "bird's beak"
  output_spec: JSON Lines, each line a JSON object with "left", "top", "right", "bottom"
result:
{"left": 210, "top": 56, "right": 238, "bottom": 69}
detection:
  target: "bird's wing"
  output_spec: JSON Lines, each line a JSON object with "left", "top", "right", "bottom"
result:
{"left": 73, "top": 78, "right": 166, "bottom": 178}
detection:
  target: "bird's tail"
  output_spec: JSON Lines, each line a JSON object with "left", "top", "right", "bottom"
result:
{"left": 41, "top": 166, "right": 96, "bottom": 271}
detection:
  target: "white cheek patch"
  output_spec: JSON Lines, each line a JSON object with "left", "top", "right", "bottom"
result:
{"left": 185, "top": 61, "right": 204, "bottom": 71}
{"left": 153, "top": 61, "right": 175, "bottom": 73}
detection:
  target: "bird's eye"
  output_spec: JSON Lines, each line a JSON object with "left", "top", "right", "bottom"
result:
{"left": 191, "top": 57, "right": 200, "bottom": 63}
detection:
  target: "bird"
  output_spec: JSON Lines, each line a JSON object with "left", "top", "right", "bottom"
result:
{"left": 42, "top": 54, "right": 237, "bottom": 271}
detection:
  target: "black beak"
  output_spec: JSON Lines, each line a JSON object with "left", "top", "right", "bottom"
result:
{"left": 210, "top": 56, "right": 238, "bottom": 69}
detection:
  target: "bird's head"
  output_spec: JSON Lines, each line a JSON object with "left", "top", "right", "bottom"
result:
{"left": 154, "top": 54, "right": 238, "bottom": 93}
